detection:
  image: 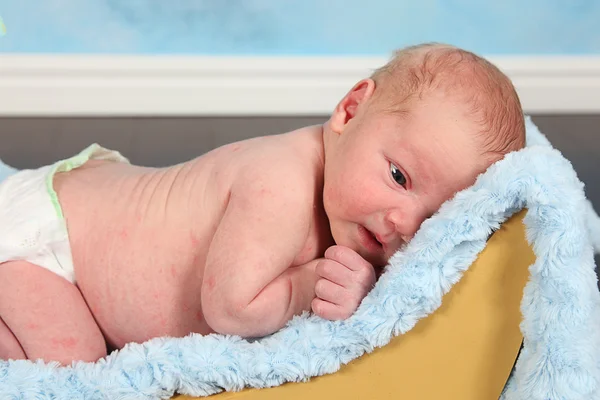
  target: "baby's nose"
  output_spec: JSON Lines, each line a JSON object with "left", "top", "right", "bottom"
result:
{"left": 385, "top": 209, "right": 428, "bottom": 240}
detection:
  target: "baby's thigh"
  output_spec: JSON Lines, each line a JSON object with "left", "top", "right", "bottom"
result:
{"left": 0, "top": 260, "right": 107, "bottom": 365}
{"left": 0, "top": 316, "right": 25, "bottom": 361}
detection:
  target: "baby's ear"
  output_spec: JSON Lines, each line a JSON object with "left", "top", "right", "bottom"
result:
{"left": 329, "top": 79, "right": 376, "bottom": 134}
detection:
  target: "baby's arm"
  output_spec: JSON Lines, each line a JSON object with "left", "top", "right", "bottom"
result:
{"left": 201, "top": 158, "right": 320, "bottom": 338}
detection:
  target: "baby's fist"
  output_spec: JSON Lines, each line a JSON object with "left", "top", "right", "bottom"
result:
{"left": 311, "top": 245, "right": 376, "bottom": 320}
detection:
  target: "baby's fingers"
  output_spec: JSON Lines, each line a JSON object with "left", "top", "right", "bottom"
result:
{"left": 311, "top": 298, "right": 351, "bottom": 321}
{"left": 314, "top": 277, "right": 346, "bottom": 305}
{"left": 324, "top": 245, "right": 371, "bottom": 272}
{"left": 315, "top": 259, "right": 352, "bottom": 287}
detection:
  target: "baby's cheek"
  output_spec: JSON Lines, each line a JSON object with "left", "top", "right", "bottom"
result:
{"left": 352, "top": 190, "right": 379, "bottom": 215}
{"left": 326, "top": 186, "right": 370, "bottom": 221}
{"left": 323, "top": 184, "right": 342, "bottom": 212}
{"left": 338, "top": 179, "right": 380, "bottom": 217}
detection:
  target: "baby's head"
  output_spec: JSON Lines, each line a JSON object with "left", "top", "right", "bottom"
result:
{"left": 322, "top": 43, "right": 525, "bottom": 267}
{"left": 368, "top": 43, "right": 525, "bottom": 162}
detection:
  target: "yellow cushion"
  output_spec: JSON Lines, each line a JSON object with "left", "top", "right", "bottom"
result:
{"left": 175, "top": 210, "right": 533, "bottom": 400}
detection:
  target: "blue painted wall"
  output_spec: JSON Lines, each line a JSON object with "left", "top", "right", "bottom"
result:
{"left": 0, "top": 0, "right": 598, "bottom": 55}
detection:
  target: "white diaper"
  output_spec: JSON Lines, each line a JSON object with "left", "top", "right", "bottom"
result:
{"left": 0, "top": 144, "right": 129, "bottom": 284}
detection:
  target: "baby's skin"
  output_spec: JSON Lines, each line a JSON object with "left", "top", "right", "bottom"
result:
{"left": 0, "top": 79, "right": 495, "bottom": 364}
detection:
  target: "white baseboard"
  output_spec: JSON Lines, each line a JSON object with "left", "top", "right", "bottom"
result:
{"left": 0, "top": 55, "right": 599, "bottom": 116}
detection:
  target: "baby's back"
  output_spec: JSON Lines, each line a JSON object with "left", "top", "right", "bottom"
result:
{"left": 54, "top": 125, "right": 328, "bottom": 349}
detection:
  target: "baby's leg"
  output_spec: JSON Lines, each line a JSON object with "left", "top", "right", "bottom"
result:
{"left": 0, "top": 260, "right": 107, "bottom": 365}
{"left": 0, "top": 316, "right": 25, "bottom": 360}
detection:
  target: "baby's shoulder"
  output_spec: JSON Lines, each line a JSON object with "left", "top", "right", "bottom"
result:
{"left": 227, "top": 126, "right": 324, "bottom": 205}
{"left": 246, "top": 129, "right": 321, "bottom": 184}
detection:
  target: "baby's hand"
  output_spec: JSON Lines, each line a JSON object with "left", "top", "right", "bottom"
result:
{"left": 312, "top": 245, "right": 376, "bottom": 320}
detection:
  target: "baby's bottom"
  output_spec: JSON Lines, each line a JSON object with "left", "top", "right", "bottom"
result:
{"left": 0, "top": 260, "right": 107, "bottom": 365}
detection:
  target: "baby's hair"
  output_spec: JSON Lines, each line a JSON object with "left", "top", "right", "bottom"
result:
{"left": 370, "top": 43, "right": 526, "bottom": 160}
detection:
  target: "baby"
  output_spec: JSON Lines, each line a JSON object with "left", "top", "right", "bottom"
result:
{"left": 0, "top": 43, "right": 525, "bottom": 365}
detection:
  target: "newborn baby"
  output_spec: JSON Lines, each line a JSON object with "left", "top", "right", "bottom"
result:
{"left": 0, "top": 43, "right": 525, "bottom": 364}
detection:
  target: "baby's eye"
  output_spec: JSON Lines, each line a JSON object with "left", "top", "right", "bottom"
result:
{"left": 390, "top": 163, "right": 407, "bottom": 187}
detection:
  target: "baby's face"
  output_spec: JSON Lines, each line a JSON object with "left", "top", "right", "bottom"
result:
{"left": 323, "top": 95, "right": 492, "bottom": 267}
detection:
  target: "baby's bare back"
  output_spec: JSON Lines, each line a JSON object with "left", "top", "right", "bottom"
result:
{"left": 54, "top": 125, "right": 329, "bottom": 349}
{"left": 55, "top": 152, "right": 225, "bottom": 348}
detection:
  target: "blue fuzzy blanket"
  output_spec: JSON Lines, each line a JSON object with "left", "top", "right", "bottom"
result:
{"left": 1, "top": 118, "right": 599, "bottom": 400}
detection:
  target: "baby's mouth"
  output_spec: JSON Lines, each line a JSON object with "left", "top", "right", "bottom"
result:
{"left": 358, "top": 225, "right": 384, "bottom": 252}
{"left": 368, "top": 229, "right": 384, "bottom": 247}
{"left": 356, "top": 225, "right": 391, "bottom": 267}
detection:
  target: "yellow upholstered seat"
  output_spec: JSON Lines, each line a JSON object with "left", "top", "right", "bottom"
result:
{"left": 176, "top": 210, "right": 533, "bottom": 400}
